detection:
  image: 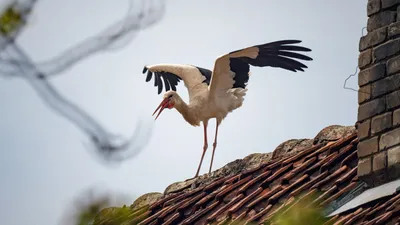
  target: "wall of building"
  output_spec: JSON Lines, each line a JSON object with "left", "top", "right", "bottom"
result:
{"left": 357, "top": 0, "right": 400, "bottom": 187}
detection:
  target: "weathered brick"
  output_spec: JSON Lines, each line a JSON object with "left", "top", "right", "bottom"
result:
{"left": 398, "top": 5, "right": 400, "bottom": 21}
{"left": 358, "top": 119, "right": 371, "bottom": 140}
{"left": 358, "top": 63, "right": 386, "bottom": 86}
{"left": 359, "top": 49, "right": 372, "bottom": 68}
{"left": 371, "top": 74, "right": 400, "bottom": 97}
{"left": 371, "top": 112, "right": 392, "bottom": 134}
{"left": 359, "top": 85, "right": 371, "bottom": 103}
{"left": 360, "top": 27, "right": 387, "bottom": 51}
{"left": 358, "top": 136, "right": 379, "bottom": 157}
{"left": 358, "top": 157, "right": 372, "bottom": 176}
{"left": 358, "top": 97, "right": 386, "bottom": 121}
{"left": 388, "top": 145, "right": 400, "bottom": 167}
{"left": 389, "top": 22, "right": 400, "bottom": 37}
{"left": 373, "top": 38, "right": 400, "bottom": 61}
{"left": 368, "top": 0, "right": 381, "bottom": 15}
{"left": 388, "top": 146, "right": 400, "bottom": 180}
{"left": 380, "top": 127, "right": 400, "bottom": 149}
{"left": 394, "top": 108, "right": 400, "bottom": 126}
{"left": 367, "top": 11, "right": 396, "bottom": 32}
{"left": 386, "top": 90, "right": 400, "bottom": 109}
{"left": 373, "top": 151, "right": 387, "bottom": 172}
{"left": 382, "top": 0, "right": 400, "bottom": 9}
{"left": 387, "top": 55, "right": 400, "bottom": 75}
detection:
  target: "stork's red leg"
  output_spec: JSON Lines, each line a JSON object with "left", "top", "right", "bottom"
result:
{"left": 194, "top": 121, "right": 208, "bottom": 178}
{"left": 209, "top": 121, "right": 220, "bottom": 174}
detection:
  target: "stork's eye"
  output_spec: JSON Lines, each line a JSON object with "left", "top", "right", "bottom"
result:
{"left": 168, "top": 95, "right": 173, "bottom": 99}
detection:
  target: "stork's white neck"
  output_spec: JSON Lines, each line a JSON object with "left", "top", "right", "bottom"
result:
{"left": 174, "top": 98, "right": 200, "bottom": 127}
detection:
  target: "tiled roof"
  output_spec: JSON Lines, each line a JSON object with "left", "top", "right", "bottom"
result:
{"left": 123, "top": 130, "right": 366, "bottom": 225}
{"left": 93, "top": 125, "right": 400, "bottom": 224}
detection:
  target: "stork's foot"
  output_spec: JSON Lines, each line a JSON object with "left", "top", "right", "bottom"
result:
{"left": 185, "top": 177, "right": 197, "bottom": 182}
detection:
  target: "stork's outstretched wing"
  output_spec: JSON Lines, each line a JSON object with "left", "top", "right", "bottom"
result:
{"left": 142, "top": 64, "right": 212, "bottom": 98}
{"left": 209, "top": 40, "right": 313, "bottom": 97}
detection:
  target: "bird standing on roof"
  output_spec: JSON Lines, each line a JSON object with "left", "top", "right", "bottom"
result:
{"left": 142, "top": 40, "right": 312, "bottom": 178}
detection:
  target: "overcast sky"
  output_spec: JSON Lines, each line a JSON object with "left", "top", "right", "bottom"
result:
{"left": 0, "top": 0, "right": 367, "bottom": 225}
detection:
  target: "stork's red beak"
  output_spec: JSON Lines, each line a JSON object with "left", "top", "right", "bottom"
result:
{"left": 152, "top": 98, "right": 173, "bottom": 120}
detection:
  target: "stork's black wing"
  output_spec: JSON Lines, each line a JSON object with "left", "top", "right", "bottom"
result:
{"left": 209, "top": 40, "right": 313, "bottom": 93}
{"left": 142, "top": 64, "right": 212, "bottom": 95}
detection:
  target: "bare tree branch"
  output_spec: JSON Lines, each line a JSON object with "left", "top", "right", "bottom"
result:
{"left": 1, "top": 0, "right": 164, "bottom": 77}
{"left": 0, "top": 0, "right": 164, "bottom": 164}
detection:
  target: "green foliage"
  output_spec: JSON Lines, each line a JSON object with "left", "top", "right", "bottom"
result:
{"left": 92, "top": 206, "right": 133, "bottom": 225}
{"left": 222, "top": 192, "right": 335, "bottom": 225}
{"left": 266, "top": 193, "right": 331, "bottom": 225}
{"left": 0, "top": 3, "right": 24, "bottom": 36}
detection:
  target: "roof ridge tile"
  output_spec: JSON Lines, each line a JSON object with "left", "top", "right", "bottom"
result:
{"left": 281, "top": 143, "right": 324, "bottom": 165}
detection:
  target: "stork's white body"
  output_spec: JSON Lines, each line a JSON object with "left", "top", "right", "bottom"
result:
{"left": 142, "top": 40, "right": 313, "bottom": 178}
{"left": 147, "top": 64, "right": 247, "bottom": 127}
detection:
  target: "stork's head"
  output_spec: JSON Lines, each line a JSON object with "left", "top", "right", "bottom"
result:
{"left": 152, "top": 91, "right": 179, "bottom": 120}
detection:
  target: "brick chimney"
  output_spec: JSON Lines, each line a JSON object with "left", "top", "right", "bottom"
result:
{"left": 357, "top": 0, "right": 400, "bottom": 187}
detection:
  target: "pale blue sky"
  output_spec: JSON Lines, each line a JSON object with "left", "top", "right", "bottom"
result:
{"left": 0, "top": 1, "right": 366, "bottom": 225}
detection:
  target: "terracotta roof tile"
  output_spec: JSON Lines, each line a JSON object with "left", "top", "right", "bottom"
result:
{"left": 227, "top": 187, "right": 262, "bottom": 214}
{"left": 247, "top": 204, "right": 272, "bottom": 223}
{"left": 207, "top": 193, "right": 244, "bottom": 223}
{"left": 246, "top": 186, "right": 282, "bottom": 209}
{"left": 237, "top": 170, "right": 271, "bottom": 193}
{"left": 342, "top": 207, "right": 370, "bottom": 225}
{"left": 181, "top": 201, "right": 219, "bottom": 225}
{"left": 319, "top": 181, "right": 358, "bottom": 207}
{"left": 324, "top": 214, "right": 339, "bottom": 225}
{"left": 215, "top": 176, "right": 253, "bottom": 200}
{"left": 204, "top": 177, "right": 229, "bottom": 192}
{"left": 163, "top": 212, "right": 180, "bottom": 225}
{"left": 290, "top": 170, "right": 328, "bottom": 197}
{"left": 104, "top": 127, "right": 400, "bottom": 224}
{"left": 260, "top": 163, "right": 292, "bottom": 188}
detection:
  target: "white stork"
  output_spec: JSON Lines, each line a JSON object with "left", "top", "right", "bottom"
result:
{"left": 142, "top": 40, "right": 312, "bottom": 178}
